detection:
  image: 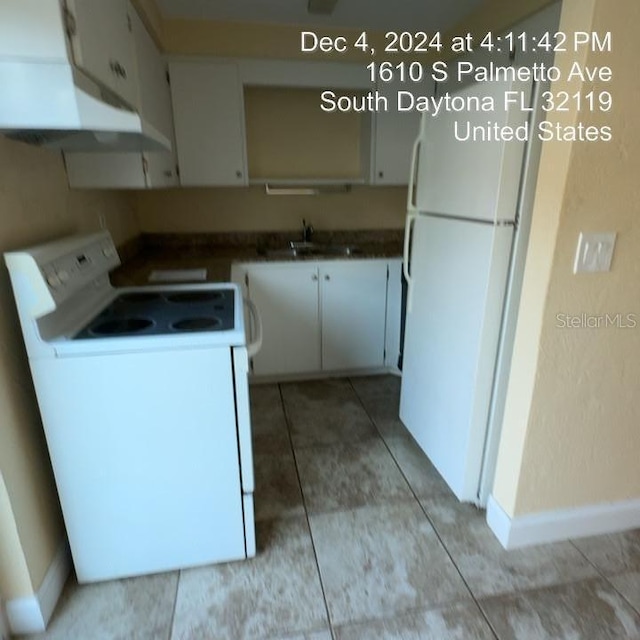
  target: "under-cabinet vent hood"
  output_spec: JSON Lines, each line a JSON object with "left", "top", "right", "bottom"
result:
{"left": 0, "top": 61, "right": 170, "bottom": 152}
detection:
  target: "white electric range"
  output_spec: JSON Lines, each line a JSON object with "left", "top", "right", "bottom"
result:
{"left": 4, "top": 231, "right": 262, "bottom": 583}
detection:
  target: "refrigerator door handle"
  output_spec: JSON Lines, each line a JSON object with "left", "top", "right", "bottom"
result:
{"left": 407, "top": 116, "right": 425, "bottom": 211}
{"left": 403, "top": 212, "right": 417, "bottom": 312}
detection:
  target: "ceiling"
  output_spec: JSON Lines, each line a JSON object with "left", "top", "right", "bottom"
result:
{"left": 155, "top": 0, "right": 484, "bottom": 32}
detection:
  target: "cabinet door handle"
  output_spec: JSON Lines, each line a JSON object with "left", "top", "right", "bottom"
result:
{"left": 324, "top": 274, "right": 330, "bottom": 281}
{"left": 236, "top": 170, "right": 242, "bottom": 178}
{"left": 163, "top": 170, "right": 173, "bottom": 178}
{"left": 311, "top": 274, "right": 318, "bottom": 281}
{"left": 378, "top": 171, "right": 384, "bottom": 179}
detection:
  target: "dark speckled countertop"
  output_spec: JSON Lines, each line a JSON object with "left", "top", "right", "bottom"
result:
{"left": 110, "top": 231, "right": 404, "bottom": 286}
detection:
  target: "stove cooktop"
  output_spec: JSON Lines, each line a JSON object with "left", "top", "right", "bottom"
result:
{"left": 74, "top": 289, "right": 235, "bottom": 339}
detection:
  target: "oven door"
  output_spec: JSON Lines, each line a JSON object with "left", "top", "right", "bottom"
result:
{"left": 233, "top": 345, "right": 256, "bottom": 557}
{"left": 31, "top": 347, "right": 247, "bottom": 581}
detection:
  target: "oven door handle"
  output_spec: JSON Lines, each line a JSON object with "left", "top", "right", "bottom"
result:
{"left": 244, "top": 298, "right": 263, "bottom": 358}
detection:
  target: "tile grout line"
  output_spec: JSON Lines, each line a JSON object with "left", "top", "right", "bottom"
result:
{"left": 348, "top": 377, "right": 501, "bottom": 640}
{"left": 475, "top": 573, "right": 628, "bottom": 606}
{"left": 569, "top": 538, "right": 640, "bottom": 616}
{"left": 415, "top": 502, "right": 502, "bottom": 640}
{"left": 166, "top": 569, "right": 182, "bottom": 640}
{"left": 289, "top": 377, "right": 485, "bottom": 636}
{"left": 277, "top": 383, "right": 337, "bottom": 640}
{"left": 349, "top": 378, "right": 616, "bottom": 640}
{"left": 349, "top": 379, "right": 640, "bottom": 624}
{"left": 329, "top": 599, "right": 502, "bottom": 638}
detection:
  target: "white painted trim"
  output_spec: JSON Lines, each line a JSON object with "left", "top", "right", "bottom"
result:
{"left": 6, "top": 595, "right": 44, "bottom": 635}
{"left": 487, "top": 494, "right": 640, "bottom": 550}
{"left": 486, "top": 495, "right": 513, "bottom": 548}
{"left": 6, "top": 541, "right": 71, "bottom": 635}
{"left": 38, "top": 540, "right": 71, "bottom": 628}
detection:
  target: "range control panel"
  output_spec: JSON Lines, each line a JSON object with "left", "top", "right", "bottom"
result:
{"left": 41, "top": 236, "right": 118, "bottom": 294}
{"left": 5, "top": 232, "right": 121, "bottom": 318}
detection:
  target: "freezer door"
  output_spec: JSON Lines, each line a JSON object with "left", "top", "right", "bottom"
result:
{"left": 415, "top": 77, "right": 532, "bottom": 223}
{"left": 399, "top": 215, "right": 514, "bottom": 501}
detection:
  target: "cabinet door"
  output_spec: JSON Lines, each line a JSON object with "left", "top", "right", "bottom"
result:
{"left": 170, "top": 61, "right": 248, "bottom": 187}
{"left": 66, "top": 0, "right": 137, "bottom": 108}
{"left": 65, "top": 7, "right": 177, "bottom": 190}
{"left": 247, "top": 264, "right": 320, "bottom": 376}
{"left": 321, "top": 261, "right": 388, "bottom": 371}
{"left": 372, "top": 79, "right": 432, "bottom": 185}
{"left": 64, "top": 152, "right": 146, "bottom": 188}
{"left": 132, "top": 7, "right": 178, "bottom": 187}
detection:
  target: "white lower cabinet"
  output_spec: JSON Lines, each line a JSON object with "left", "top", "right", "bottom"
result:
{"left": 241, "top": 263, "right": 321, "bottom": 377}
{"left": 233, "top": 258, "right": 398, "bottom": 377}
{"left": 320, "top": 261, "right": 387, "bottom": 371}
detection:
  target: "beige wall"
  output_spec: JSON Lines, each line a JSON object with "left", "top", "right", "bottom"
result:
{"left": 493, "top": 0, "right": 640, "bottom": 516}
{"left": 163, "top": 19, "right": 373, "bottom": 61}
{"left": 447, "top": 0, "right": 555, "bottom": 41}
{"left": 134, "top": 185, "right": 406, "bottom": 233}
{"left": 159, "top": 0, "right": 553, "bottom": 60}
{"left": 245, "top": 87, "right": 364, "bottom": 181}
{"left": 0, "top": 137, "right": 138, "bottom": 599}
{"left": 0, "top": 475, "right": 32, "bottom": 598}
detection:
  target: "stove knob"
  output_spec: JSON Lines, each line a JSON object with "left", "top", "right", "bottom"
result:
{"left": 58, "top": 270, "right": 70, "bottom": 284}
{"left": 47, "top": 273, "right": 61, "bottom": 288}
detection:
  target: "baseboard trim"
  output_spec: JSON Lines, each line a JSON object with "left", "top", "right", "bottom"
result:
{"left": 487, "top": 495, "right": 640, "bottom": 550}
{"left": 249, "top": 366, "right": 396, "bottom": 384}
{"left": 6, "top": 540, "right": 71, "bottom": 635}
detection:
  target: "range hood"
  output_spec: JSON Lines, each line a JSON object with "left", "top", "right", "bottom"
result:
{"left": 0, "top": 60, "right": 170, "bottom": 153}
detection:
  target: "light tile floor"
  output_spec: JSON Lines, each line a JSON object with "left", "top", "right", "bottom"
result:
{"left": 22, "top": 376, "right": 640, "bottom": 640}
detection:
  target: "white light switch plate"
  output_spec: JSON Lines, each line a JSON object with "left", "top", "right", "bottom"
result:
{"left": 574, "top": 232, "right": 617, "bottom": 274}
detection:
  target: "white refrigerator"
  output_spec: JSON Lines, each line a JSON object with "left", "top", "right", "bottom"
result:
{"left": 400, "top": 75, "right": 537, "bottom": 504}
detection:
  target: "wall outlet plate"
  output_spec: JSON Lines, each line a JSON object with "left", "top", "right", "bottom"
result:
{"left": 574, "top": 232, "right": 617, "bottom": 274}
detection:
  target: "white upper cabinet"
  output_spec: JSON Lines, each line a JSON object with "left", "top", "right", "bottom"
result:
{"left": 169, "top": 61, "right": 248, "bottom": 187}
{"left": 65, "top": 0, "right": 138, "bottom": 108}
{"left": 129, "top": 6, "right": 177, "bottom": 187}
{"left": 371, "top": 79, "right": 432, "bottom": 186}
{"left": 65, "top": 5, "right": 178, "bottom": 189}
{"left": 134, "top": 11, "right": 171, "bottom": 141}
{"left": 65, "top": 152, "right": 146, "bottom": 189}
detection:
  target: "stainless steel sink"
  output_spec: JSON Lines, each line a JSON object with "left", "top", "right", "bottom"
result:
{"left": 264, "top": 247, "right": 306, "bottom": 258}
{"left": 289, "top": 241, "right": 318, "bottom": 251}
{"left": 264, "top": 243, "right": 361, "bottom": 259}
{"left": 322, "top": 244, "right": 361, "bottom": 256}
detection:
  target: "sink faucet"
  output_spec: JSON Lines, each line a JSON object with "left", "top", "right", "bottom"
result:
{"left": 302, "top": 219, "right": 314, "bottom": 243}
